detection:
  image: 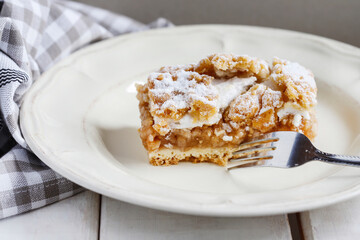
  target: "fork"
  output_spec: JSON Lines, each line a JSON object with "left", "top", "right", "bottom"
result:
{"left": 227, "top": 131, "right": 360, "bottom": 171}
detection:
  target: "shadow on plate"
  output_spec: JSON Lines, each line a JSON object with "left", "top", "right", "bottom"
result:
{"left": 99, "top": 127, "right": 148, "bottom": 165}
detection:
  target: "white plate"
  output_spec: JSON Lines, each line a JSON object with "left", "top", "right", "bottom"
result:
{"left": 21, "top": 25, "right": 360, "bottom": 216}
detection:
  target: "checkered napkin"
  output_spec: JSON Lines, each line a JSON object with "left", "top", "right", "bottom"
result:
{"left": 0, "top": 0, "right": 172, "bottom": 219}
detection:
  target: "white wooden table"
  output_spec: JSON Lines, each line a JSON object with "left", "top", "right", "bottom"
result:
{"left": 1, "top": 191, "right": 359, "bottom": 240}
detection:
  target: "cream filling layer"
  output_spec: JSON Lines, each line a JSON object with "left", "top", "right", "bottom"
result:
{"left": 277, "top": 102, "right": 310, "bottom": 127}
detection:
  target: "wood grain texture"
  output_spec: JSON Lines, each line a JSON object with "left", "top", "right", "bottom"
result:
{"left": 99, "top": 196, "right": 292, "bottom": 240}
{"left": 0, "top": 191, "right": 100, "bottom": 240}
{"left": 300, "top": 196, "right": 360, "bottom": 240}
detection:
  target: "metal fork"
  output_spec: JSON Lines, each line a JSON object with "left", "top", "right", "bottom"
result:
{"left": 227, "top": 131, "right": 360, "bottom": 171}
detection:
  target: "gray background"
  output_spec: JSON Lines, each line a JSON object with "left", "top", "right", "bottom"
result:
{"left": 77, "top": 0, "right": 360, "bottom": 47}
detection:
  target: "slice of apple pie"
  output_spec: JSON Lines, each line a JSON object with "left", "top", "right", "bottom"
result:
{"left": 136, "top": 53, "right": 317, "bottom": 166}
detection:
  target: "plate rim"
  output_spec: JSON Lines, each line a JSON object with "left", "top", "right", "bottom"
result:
{"left": 20, "top": 24, "right": 360, "bottom": 217}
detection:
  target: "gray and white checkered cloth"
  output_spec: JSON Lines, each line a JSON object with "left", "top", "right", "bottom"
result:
{"left": 0, "top": 0, "right": 172, "bottom": 219}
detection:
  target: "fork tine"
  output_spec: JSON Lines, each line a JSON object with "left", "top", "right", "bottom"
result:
{"left": 227, "top": 155, "right": 273, "bottom": 171}
{"left": 232, "top": 146, "right": 276, "bottom": 158}
{"left": 235, "top": 137, "right": 279, "bottom": 151}
{"left": 230, "top": 155, "right": 274, "bottom": 162}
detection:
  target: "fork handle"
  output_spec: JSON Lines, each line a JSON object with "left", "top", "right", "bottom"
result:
{"left": 314, "top": 150, "right": 360, "bottom": 167}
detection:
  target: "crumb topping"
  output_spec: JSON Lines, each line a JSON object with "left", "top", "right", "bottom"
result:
{"left": 137, "top": 53, "right": 317, "bottom": 152}
{"left": 196, "top": 54, "right": 270, "bottom": 79}
{"left": 148, "top": 69, "right": 219, "bottom": 134}
{"left": 269, "top": 57, "right": 316, "bottom": 108}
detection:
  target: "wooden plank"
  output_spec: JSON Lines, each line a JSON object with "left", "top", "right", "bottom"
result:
{"left": 0, "top": 191, "right": 100, "bottom": 240}
{"left": 300, "top": 196, "right": 360, "bottom": 240}
{"left": 99, "top": 196, "right": 292, "bottom": 240}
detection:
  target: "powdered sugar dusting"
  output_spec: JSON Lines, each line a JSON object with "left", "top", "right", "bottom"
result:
{"left": 228, "top": 84, "right": 283, "bottom": 121}
{"left": 149, "top": 70, "right": 218, "bottom": 115}
{"left": 144, "top": 54, "right": 317, "bottom": 133}
{"left": 281, "top": 60, "right": 316, "bottom": 88}
{"left": 149, "top": 69, "right": 259, "bottom": 130}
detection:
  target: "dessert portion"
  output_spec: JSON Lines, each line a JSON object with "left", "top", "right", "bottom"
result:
{"left": 136, "top": 53, "right": 317, "bottom": 166}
